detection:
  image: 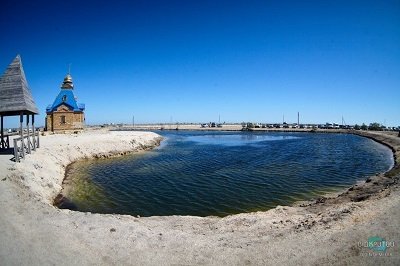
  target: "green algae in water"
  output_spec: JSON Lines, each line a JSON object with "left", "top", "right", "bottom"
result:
{"left": 61, "top": 161, "right": 116, "bottom": 213}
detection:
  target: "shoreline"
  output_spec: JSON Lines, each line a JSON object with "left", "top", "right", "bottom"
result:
{"left": 55, "top": 136, "right": 163, "bottom": 209}
{"left": 296, "top": 130, "right": 399, "bottom": 205}
{"left": 1, "top": 129, "right": 399, "bottom": 265}
{"left": 7, "top": 130, "right": 163, "bottom": 204}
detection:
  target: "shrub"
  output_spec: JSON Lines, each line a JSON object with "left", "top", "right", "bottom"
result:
{"left": 360, "top": 123, "right": 368, "bottom": 130}
{"left": 368, "top": 122, "right": 382, "bottom": 131}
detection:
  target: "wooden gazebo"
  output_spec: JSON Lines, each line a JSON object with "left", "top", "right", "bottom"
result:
{"left": 0, "top": 55, "right": 40, "bottom": 161}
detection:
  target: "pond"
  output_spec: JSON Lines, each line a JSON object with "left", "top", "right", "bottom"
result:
{"left": 59, "top": 131, "right": 394, "bottom": 217}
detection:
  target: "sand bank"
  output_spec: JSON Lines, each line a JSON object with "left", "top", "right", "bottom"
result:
{"left": 0, "top": 129, "right": 399, "bottom": 265}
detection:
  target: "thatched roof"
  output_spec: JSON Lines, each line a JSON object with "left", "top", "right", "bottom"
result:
{"left": 0, "top": 55, "right": 39, "bottom": 116}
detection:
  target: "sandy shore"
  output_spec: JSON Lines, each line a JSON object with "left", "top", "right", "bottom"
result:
{"left": 0, "top": 129, "right": 399, "bottom": 265}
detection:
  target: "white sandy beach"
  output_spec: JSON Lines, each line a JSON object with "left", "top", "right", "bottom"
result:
{"left": 0, "top": 129, "right": 399, "bottom": 265}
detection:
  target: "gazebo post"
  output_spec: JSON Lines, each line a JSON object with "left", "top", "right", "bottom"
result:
{"left": 36, "top": 115, "right": 39, "bottom": 148}
{"left": 20, "top": 112, "right": 25, "bottom": 158}
{"left": 32, "top": 114, "right": 36, "bottom": 150}
{"left": 0, "top": 115, "right": 3, "bottom": 149}
{"left": 26, "top": 114, "right": 31, "bottom": 154}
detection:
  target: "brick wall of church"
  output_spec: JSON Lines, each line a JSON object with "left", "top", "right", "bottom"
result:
{"left": 46, "top": 111, "right": 85, "bottom": 131}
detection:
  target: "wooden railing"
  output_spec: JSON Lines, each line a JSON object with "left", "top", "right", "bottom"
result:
{"left": 0, "top": 135, "right": 9, "bottom": 149}
{"left": 13, "top": 131, "right": 40, "bottom": 162}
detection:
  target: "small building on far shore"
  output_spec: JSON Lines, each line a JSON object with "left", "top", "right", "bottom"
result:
{"left": 45, "top": 74, "right": 85, "bottom": 132}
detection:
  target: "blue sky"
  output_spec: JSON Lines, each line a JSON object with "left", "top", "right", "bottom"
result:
{"left": 1, "top": 0, "right": 399, "bottom": 127}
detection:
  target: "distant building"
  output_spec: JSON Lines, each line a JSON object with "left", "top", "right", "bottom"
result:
{"left": 45, "top": 74, "right": 85, "bottom": 132}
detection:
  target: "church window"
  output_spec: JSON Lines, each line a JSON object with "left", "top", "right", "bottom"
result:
{"left": 62, "top": 95, "right": 67, "bottom": 102}
{"left": 60, "top": 115, "right": 66, "bottom": 124}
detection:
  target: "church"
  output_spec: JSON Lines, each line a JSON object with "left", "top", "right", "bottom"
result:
{"left": 45, "top": 74, "right": 85, "bottom": 132}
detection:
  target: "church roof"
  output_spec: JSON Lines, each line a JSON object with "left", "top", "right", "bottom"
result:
{"left": 46, "top": 74, "right": 85, "bottom": 113}
{"left": 0, "top": 55, "right": 39, "bottom": 116}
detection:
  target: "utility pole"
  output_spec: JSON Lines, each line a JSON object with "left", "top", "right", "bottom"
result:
{"left": 342, "top": 116, "right": 346, "bottom": 127}
{"left": 132, "top": 115, "right": 135, "bottom": 129}
{"left": 297, "top": 112, "right": 299, "bottom": 126}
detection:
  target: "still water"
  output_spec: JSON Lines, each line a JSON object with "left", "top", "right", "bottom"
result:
{"left": 61, "top": 131, "right": 393, "bottom": 217}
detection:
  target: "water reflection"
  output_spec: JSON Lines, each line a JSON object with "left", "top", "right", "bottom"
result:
{"left": 186, "top": 134, "right": 300, "bottom": 146}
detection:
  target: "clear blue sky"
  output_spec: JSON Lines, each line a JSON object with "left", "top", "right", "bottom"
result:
{"left": 1, "top": 0, "right": 399, "bottom": 127}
